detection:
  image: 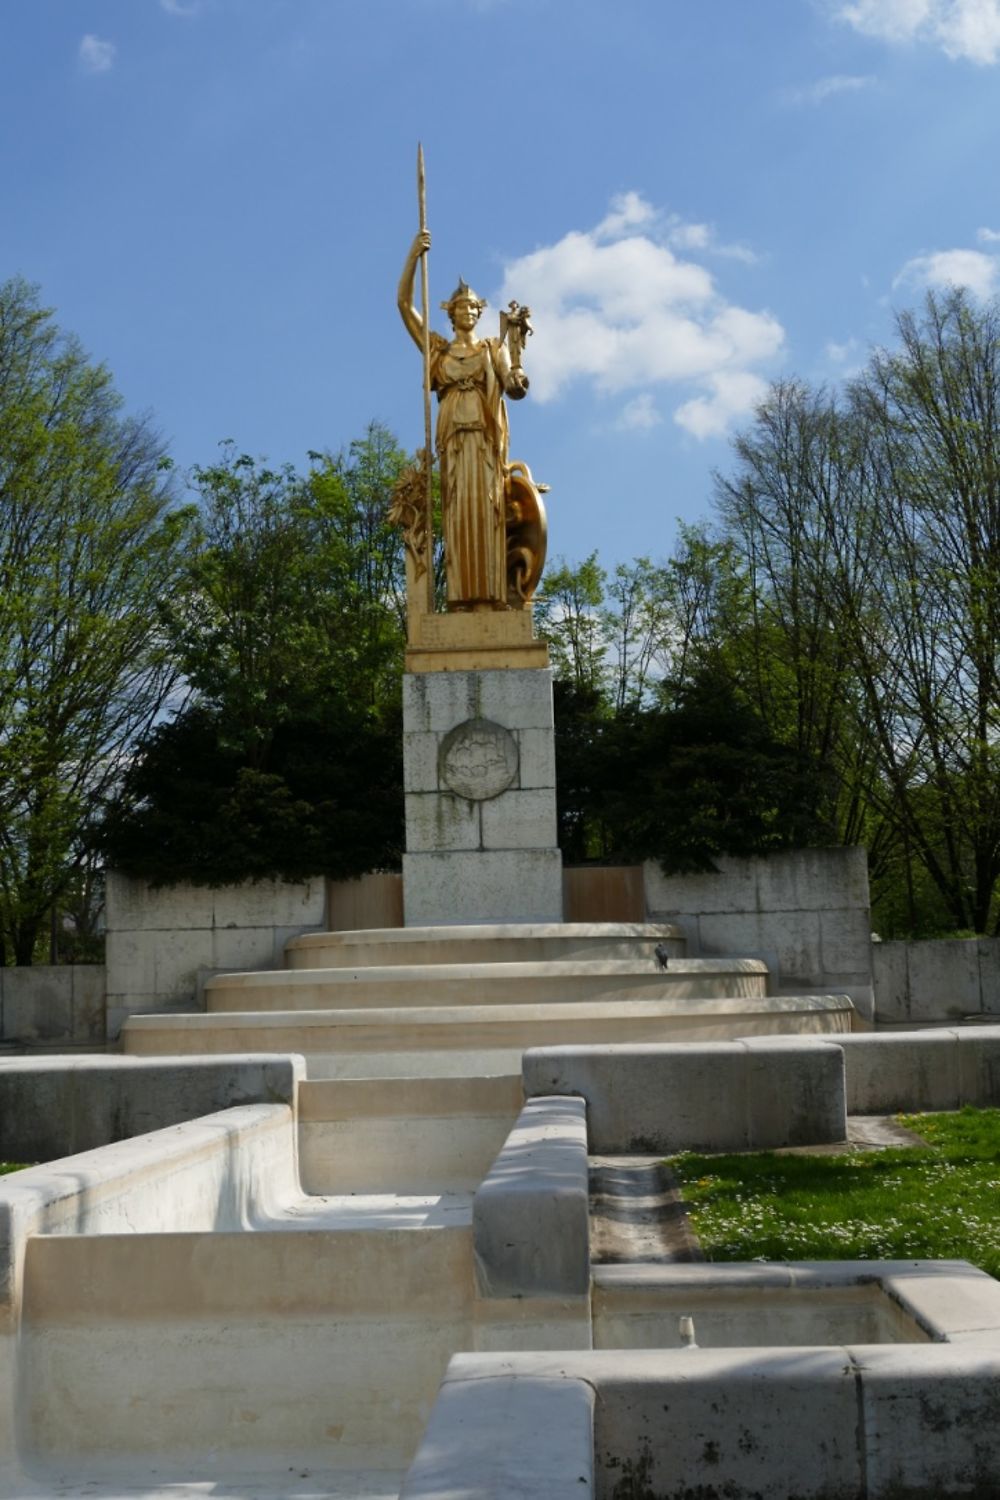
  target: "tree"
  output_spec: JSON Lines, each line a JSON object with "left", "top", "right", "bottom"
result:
{"left": 0, "top": 278, "right": 188, "bottom": 964}
{"left": 99, "top": 428, "right": 409, "bottom": 885}
{"left": 714, "top": 291, "right": 1000, "bottom": 934}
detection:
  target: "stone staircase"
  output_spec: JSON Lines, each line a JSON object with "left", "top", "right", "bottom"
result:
{"left": 121, "top": 921, "right": 855, "bottom": 1080}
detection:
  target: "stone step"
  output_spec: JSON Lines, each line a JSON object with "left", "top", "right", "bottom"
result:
{"left": 205, "top": 958, "right": 768, "bottom": 1013}
{"left": 122, "top": 994, "right": 855, "bottom": 1079}
{"left": 285, "top": 921, "right": 686, "bottom": 970}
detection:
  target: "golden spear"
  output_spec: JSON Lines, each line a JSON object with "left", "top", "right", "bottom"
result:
{"left": 417, "top": 143, "right": 434, "bottom": 612}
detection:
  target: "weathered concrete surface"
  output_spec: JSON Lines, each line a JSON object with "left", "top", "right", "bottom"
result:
{"left": 402, "top": 849, "right": 564, "bottom": 926}
{"left": 873, "top": 934, "right": 1000, "bottom": 1026}
{"left": 0, "top": 1104, "right": 297, "bottom": 1334}
{"left": 401, "top": 669, "right": 564, "bottom": 926}
{"left": 591, "top": 1262, "right": 974, "bottom": 1349}
{"left": 0, "top": 966, "right": 106, "bottom": 1047}
{"left": 405, "top": 1344, "right": 1000, "bottom": 1500}
{"left": 104, "top": 871, "right": 327, "bottom": 1038}
{"left": 298, "top": 1075, "right": 522, "bottom": 1194}
{"left": 205, "top": 956, "right": 769, "bottom": 1011}
{"left": 285, "top": 921, "right": 686, "bottom": 969}
{"left": 18, "top": 1225, "right": 473, "bottom": 1483}
{"left": 749, "top": 1025, "right": 1000, "bottom": 1113}
{"left": 645, "top": 847, "right": 874, "bottom": 1021}
{"left": 473, "top": 1096, "right": 590, "bottom": 1300}
{"left": 522, "top": 1040, "right": 847, "bottom": 1152}
{"left": 0, "top": 1053, "right": 304, "bottom": 1162}
{"left": 400, "top": 1360, "right": 594, "bottom": 1500}
{"left": 122, "top": 993, "right": 854, "bottom": 1078}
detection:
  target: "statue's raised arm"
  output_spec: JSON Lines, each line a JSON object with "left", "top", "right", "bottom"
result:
{"left": 398, "top": 230, "right": 431, "bottom": 352}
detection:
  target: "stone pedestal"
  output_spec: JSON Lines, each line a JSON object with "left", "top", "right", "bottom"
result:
{"left": 402, "top": 668, "right": 564, "bottom": 926}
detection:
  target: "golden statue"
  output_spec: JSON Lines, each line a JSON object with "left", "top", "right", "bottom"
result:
{"left": 392, "top": 150, "right": 550, "bottom": 670}
{"left": 389, "top": 149, "right": 548, "bottom": 624}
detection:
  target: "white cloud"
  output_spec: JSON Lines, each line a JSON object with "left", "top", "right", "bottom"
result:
{"left": 826, "top": 336, "right": 861, "bottom": 364}
{"left": 78, "top": 34, "right": 116, "bottom": 72}
{"left": 894, "top": 247, "right": 1000, "bottom": 297}
{"left": 596, "top": 191, "right": 657, "bottom": 241}
{"left": 836, "top": 0, "right": 1000, "bottom": 62}
{"left": 494, "top": 195, "right": 782, "bottom": 438}
{"left": 784, "top": 72, "right": 877, "bottom": 104}
{"left": 675, "top": 371, "right": 770, "bottom": 440}
{"left": 977, "top": 226, "right": 1000, "bottom": 242}
{"left": 617, "top": 393, "right": 662, "bottom": 431}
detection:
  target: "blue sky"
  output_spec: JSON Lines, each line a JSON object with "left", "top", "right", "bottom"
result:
{"left": 3, "top": 0, "right": 1000, "bottom": 569}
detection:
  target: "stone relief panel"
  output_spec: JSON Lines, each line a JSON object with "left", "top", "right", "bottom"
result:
{"left": 439, "top": 718, "right": 519, "bottom": 802}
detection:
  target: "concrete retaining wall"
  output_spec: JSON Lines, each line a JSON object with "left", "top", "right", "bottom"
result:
{"left": 104, "top": 871, "right": 327, "bottom": 1037}
{"left": 835, "top": 1026, "right": 1000, "bottom": 1113}
{"left": 0, "top": 1102, "right": 296, "bottom": 1336}
{"left": 522, "top": 1041, "right": 847, "bottom": 1153}
{"left": 407, "top": 1343, "right": 1000, "bottom": 1500}
{"left": 0, "top": 966, "right": 105, "bottom": 1048}
{"left": 873, "top": 936, "right": 1000, "bottom": 1026}
{"left": 644, "top": 848, "right": 874, "bottom": 1021}
{"left": 0, "top": 1053, "right": 304, "bottom": 1162}
{"left": 473, "top": 1096, "right": 590, "bottom": 1301}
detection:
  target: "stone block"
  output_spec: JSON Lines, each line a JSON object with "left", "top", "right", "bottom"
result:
{"left": 106, "top": 873, "right": 213, "bottom": 932}
{"left": 524, "top": 1043, "right": 748, "bottom": 1153}
{"left": 400, "top": 1358, "right": 595, "bottom": 1500}
{"left": 745, "top": 1042, "right": 846, "bottom": 1148}
{"left": 403, "top": 668, "right": 555, "bottom": 734}
{"left": 476, "top": 669, "right": 554, "bottom": 730}
{"left": 405, "top": 791, "right": 481, "bottom": 853}
{"left": 695, "top": 911, "right": 787, "bottom": 978}
{"left": 0, "top": 1054, "right": 303, "bottom": 1161}
{"left": 211, "top": 877, "right": 325, "bottom": 930}
{"left": 403, "top": 849, "right": 563, "bottom": 925}
{"left": 819, "top": 908, "right": 871, "bottom": 977}
{"left": 516, "top": 727, "right": 556, "bottom": 789}
{"left": 978, "top": 939, "right": 1000, "bottom": 1014}
{"left": 71, "top": 966, "right": 107, "bottom": 1043}
{"left": 2, "top": 968, "right": 74, "bottom": 1044}
{"left": 839, "top": 1032, "right": 961, "bottom": 1113}
{"left": 872, "top": 941, "right": 909, "bottom": 1024}
{"left": 956, "top": 1028, "right": 1000, "bottom": 1105}
{"left": 151, "top": 929, "right": 215, "bottom": 1003}
{"left": 754, "top": 847, "right": 867, "bottom": 913}
{"left": 644, "top": 859, "right": 758, "bottom": 917}
{"left": 906, "top": 939, "right": 981, "bottom": 1022}
{"left": 597, "top": 1347, "right": 861, "bottom": 1500}
{"left": 211, "top": 925, "right": 281, "bottom": 973}
{"left": 473, "top": 1096, "right": 590, "bottom": 1298}
{"left": 104, "top": 927, "right": 156, "bottom": 1002}
{"left": 857, "top": 1345, "right": 1000, "bottom": 1498}
{"left": 480, "top": 788, "right": 558, "bottom": 851}
{"left": 402, "top": 731, "right": 441, "bottom": 793}
{"left": 524, "top": 1042, "right": 845, "bottom": 1153}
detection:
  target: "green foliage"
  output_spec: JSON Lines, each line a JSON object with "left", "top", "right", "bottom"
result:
{"left": 99, "top": 702, "right": 402, "bottom": 885}
{"left": 670, "top": 1106, "right": 1000, "bottom": 1275}
{"left": 98, "top": 425, "right": 408, "bottom": 885}
{"left": 553, "top": 670, "right": 827, "bottom": 872}
{"left": 540, "top": 544, "right": 829, "bottom": 872}
{"left": 0, "top": 277, "right": 187, "bottom": 963}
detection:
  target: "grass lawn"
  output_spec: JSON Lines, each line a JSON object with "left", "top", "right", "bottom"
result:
{"left": 0, "top": 1164, "right": 26, "bottom": 1176}
{"left": 668, "top": 1106, "right": 1000, "bottom": 1276}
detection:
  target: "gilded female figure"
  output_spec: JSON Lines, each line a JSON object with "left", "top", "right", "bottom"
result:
{"left": 398, "top": 230, "right": 530, "bottom": 612}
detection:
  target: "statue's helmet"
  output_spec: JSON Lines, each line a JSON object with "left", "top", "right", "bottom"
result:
{"left": 441, "top": 278, "right": 487, "bottom": 319}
